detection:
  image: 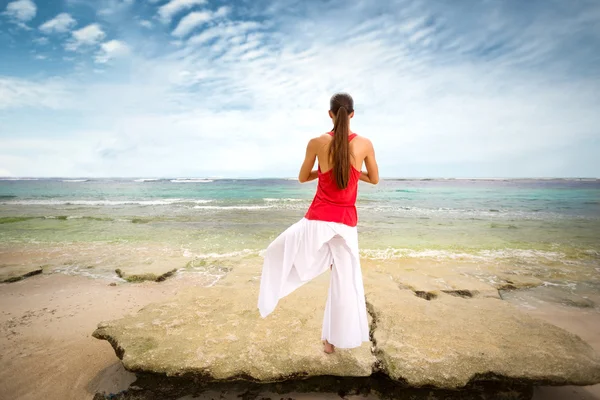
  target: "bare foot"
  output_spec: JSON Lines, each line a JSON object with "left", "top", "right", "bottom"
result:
{"left": 323, "top": 339, "right": 335, "bottom": 354}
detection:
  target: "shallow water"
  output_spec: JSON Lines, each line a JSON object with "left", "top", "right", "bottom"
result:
{"left": 1, "top": 177, "right": 599, "bottom": 308}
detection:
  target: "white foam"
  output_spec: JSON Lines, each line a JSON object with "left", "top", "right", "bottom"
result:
{"left": 2, "top": 198, "right": 213, "bottom": 206}
{"left": 170, "top": 178, "right": 213, "bottom": 183}
{"left": 134, "top": 178, "right": 160, "bottom": 182}
{"left": 359, "top": 247, "right": 568, "bottom": 262}
{"left": 62, "top": 179, "right": 88, "bottom": 182}
{"left": 263, "top": 198, "right": 303, "bottom": 202}
{"left": 53, "top": 265, "right": 122, "bottom": 281}
{"left": 182, "top": 249, "right": 259, "bottom": 260}
{"left": 193, "top": 205, "right": 272, "bottom": 210}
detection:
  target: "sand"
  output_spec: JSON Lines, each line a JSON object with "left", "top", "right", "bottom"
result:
{"left": 512, "top": 299, "right": 600, "bottom": 400}
{"left": 0, "top": 272, "right": 599, "bottom": 400}
{"left": 0, "top": 273, "right": 180, "bottom": 400}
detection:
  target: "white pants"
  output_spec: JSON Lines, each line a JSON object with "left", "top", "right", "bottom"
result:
{"left": 257, "top": 218, "right": 370, "bottom": 349}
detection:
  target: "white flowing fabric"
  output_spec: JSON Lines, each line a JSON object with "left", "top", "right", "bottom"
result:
{"left": 257, "top": 217, "right": 370, "bottom": 349}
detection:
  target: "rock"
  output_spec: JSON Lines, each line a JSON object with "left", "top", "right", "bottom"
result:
{"left": 0, "top": 265, "right": 44, "bottom": 283}
{"left": 93, "top": 273, "right": 375, "bottom": 381}
{"left": 365, "top": 273, "right": 600, "bottom": 389}
{"left": 363, "top": 259, "right": 502, "bottom": 299}
{"left": 109, "top": 282, "right": 117, "bottom": 287}
{"left": 114, "top": 268, "right": 177, "bottom": 283}
{"left": 494, "top": 274, "right": 545, "bottom": 291}
{"left": 93, "top": 264, "right": 600, "bottom": 395}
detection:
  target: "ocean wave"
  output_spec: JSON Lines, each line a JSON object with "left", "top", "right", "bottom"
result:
{"left": 359, "top": 248, "right": 569, "bottom": 262}
{"left": 170, "top": 178, "right": 214, "bottom": 183}
{"left": 183, "top": 247, "right": 577, "bottom": 263}
{"left": 193, "top": 205, "right": 272, "bottom": 210}
{"left": 0, "top": 178, "right": 39, "bottom": 181}
{"left": 184, "top": 249, "right": 260, "bottom": 259}
{"left": 53, "top": 264, "right": 122, "bottom": 281}
{"left": 263, "top": 198, "right": 304, "bottom": 202}
{"left": 62, "top": 179, "right": 88, "bottom": 182}
{"left": 134, "top": 178, "right": 161, "bottom": 182}
{"left": 357, "top": 205, "right": 581, "bottom": 220}
{"left": 1, "top": 199, "right": 213, "bottom": 206}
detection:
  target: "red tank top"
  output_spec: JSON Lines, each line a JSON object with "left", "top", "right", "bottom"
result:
{"left": 305, "top": 131, "right": 360, "bottom": 227}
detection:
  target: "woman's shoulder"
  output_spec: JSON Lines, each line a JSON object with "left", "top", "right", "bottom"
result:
{"left": 350, "top": 133, "right": 372, "bottom": 144}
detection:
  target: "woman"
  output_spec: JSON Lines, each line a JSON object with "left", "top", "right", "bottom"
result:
{"left": 257, "top": 93, "right": 379, "bottom": 354}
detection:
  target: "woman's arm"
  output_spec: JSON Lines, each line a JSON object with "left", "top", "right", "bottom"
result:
{"left": 304, "top": 170, "right": 319, "bottom": 182}
{"left": 359, "top": 171, "right": 373, "bottom": 183}
{"left": 361, "top": 139, "right": 379, "bottom": 184}
{"left": 298, "top": 139, "right": 318, "bottom": 183}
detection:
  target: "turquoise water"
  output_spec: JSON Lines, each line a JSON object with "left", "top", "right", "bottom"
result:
{"left": 1, "top": 178, "right": 599, "bottom": 285}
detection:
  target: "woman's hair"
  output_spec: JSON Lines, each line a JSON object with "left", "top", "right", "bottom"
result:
{"left": 329, "top": 92, "right": 354, "bottom": 190}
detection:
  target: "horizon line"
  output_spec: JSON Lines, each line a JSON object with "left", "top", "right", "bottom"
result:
{"left": 1, "top": 176, "right": 599, "bottom": 180}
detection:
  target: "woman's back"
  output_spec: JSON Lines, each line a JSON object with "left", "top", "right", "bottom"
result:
{"left": 305, "top": 131, "right": 362, "bottom": 226}
{"left": 314, "top": 132, "right": 376, "bottom": 174}
{"left": 298, "top": 92, "right": 379, "bottom": 227}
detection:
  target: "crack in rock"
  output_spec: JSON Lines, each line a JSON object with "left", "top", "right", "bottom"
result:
{"left": 365, "top": 298, "right": 382, "bottom": 373}
{"left": 414, "top": 290, "right": 438, "bottom": 300}
{"left": 441, "top": 289, "right": 475, "bottom": 298}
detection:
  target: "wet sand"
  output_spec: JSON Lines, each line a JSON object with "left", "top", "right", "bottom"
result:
{"left": 0, "top": 273, "right": 179, "bottom": 400}
{"left": 0, "top": 273, "right": 599, "bottom": 400}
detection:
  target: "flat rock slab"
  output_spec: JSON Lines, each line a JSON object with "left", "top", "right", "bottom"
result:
{"left": 0, "top": 265, "right": 43, "bottom": 283}
{"left": 365, "top": 275, "right": 600, "bottom": 389}
{"left": 93, "top": 266, "right": 600, "bottom": 391}
{"left": 93, "top": 274, "right": 376, "bottom": 381}
{"left": 364, "top": 260, "right": 504, "bottom": 299}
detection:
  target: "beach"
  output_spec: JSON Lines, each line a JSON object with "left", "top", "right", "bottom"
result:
{"left": 1, "top": 268, "right": 599, "bottom": 399}
{"left": 1, "top": 177, "right": 599, "bottom": 399}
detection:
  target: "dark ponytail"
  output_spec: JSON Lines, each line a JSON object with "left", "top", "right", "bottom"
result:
{"left": 329, "top": 93, "right": 354, "bottom": 190}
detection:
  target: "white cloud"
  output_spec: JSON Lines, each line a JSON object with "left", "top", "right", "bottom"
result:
{"left": 172, "top": 6, "right": 230, "bottom": 37}
{"left": 187, "top": 21, "right": 262, "bottom": 46}
{"left": 33, "top": 36, "right": 49, "bottom": 45}
{"left": 158, "top": 0, "right": 207, "bottom": 23}
{"left": 3, "top": 0, "right": 36, "bottom": 23}
{"left": 66, "top": 23, "right": 106, "bottom": 51}
{"left": 1, "top": 1, "right": 600, "bottom": 178}
{"left": 172, "top": 11, "right": 210, "bottom": 37}
{"left": 0, "top": 77, "right": 73, "bottom": 110}
{"left": 98, "top": 0, "right": 136, "bottom": 16}
{"left": 39, "top": 13, "right": 77, "bottom": 34}
{"left": 139, "top": 19, "right": 153, "bottom": 28}
{"left": 95, "top": 40, "right": 130, "bottom": 63}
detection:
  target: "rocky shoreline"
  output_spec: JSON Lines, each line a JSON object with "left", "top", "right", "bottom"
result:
{"left": 92, "top": 261, "right": 600, "bottom": 399}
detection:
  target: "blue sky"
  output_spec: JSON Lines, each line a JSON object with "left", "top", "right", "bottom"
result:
{"left": 0, "top": 0, "right": 599, "bottom": 178}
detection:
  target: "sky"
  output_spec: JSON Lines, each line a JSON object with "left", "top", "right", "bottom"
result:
{"left": 0, "top": 0, "right": 599, "bottom": 178}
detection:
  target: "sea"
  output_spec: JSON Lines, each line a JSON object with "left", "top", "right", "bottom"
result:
{"left": 1, "top": 177, "right": 599, "bottom": 307}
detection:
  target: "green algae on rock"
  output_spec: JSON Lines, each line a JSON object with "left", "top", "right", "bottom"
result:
{"left": 114, "top": 268, "right": 177, "bottom": 283}
{"left": 1, "top": 265, "right": 44, "bottom": 283}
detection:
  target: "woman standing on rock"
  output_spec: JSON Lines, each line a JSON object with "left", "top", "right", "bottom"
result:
{"left": 258, "top": 92, "right": 379, "bottom": 354}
